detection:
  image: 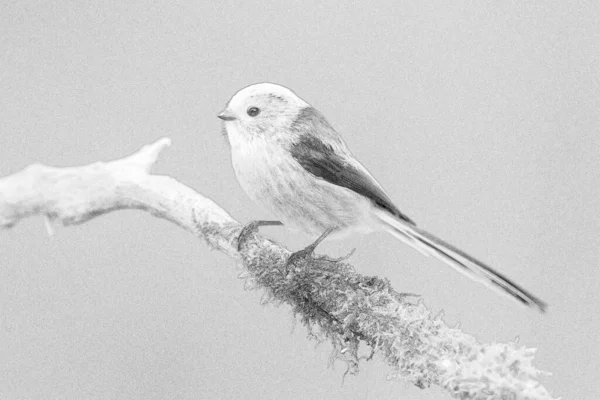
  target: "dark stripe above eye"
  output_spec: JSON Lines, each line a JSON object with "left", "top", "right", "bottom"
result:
{"left": 267, "top": 94, "right": 286, "bottom": 102}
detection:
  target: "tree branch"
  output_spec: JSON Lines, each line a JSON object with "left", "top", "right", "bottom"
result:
{"left": 0, "top": 138, "right": 557, "bottom": 400}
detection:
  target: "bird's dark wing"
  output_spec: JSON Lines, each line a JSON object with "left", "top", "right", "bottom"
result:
{"left": 289, "top": 108, "right": 415, "bottom": 225}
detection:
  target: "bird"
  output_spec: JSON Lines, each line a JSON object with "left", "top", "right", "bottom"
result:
{"left": 217, "top": 82, "right": 547, "bottom": 313}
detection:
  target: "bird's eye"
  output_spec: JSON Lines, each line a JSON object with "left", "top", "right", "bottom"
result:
{"left": 246, "top": 106, "right": 261, "bottom": 117}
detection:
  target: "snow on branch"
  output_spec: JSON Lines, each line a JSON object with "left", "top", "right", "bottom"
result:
{"left": 0, "top": 138, "right": 557, "bottom": 400}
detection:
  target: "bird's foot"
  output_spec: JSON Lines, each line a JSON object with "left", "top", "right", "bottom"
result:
{"left": 237, "top": 220, "right": 283, "bottom": 251}
{"left": 286, "top": 228, "right": 334, "bottom": 269}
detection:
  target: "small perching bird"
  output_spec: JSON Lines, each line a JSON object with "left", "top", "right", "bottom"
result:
{"left": 218, "top": 82, "right": 547, "bottom": 313}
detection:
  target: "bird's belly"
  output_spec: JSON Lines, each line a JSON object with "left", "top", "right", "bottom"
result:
{"left": 231, "top": 141, "right": 375, "bottom": 238}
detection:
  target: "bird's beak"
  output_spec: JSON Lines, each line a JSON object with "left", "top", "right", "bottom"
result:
{"left": 217, "top": 109, "right": 236, "bottom": 121}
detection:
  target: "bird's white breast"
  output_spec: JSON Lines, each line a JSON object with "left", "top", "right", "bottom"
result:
{"left": 227, "top": 123, "right": 289, "bottom": 206}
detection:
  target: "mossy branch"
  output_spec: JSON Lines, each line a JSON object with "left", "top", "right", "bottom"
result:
{"left": 0, "top": 138, "right": 557, "bottom": 400}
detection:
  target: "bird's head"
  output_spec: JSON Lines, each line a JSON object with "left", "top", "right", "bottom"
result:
{"left": 218, "top": 83, "right": 310, "bottom": 139}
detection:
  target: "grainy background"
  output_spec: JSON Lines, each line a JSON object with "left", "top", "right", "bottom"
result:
{"left": 1, "top": 2, "right": 598, "bottom": 399}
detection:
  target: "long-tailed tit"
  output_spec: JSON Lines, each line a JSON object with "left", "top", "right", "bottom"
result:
{"left": 218, "top": 82, "right": 546, "bottom": 313}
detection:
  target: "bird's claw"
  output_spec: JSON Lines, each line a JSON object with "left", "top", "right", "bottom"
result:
{"left": 285, "top": 228, "right": 334, "bottom": 269}
{"left": 286, "top": 247, "right": 314, "bottom": 268}
{"left": 237, "top": 220, "right": 283, "bottom": 251}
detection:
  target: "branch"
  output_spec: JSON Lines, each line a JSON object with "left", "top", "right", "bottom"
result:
{"left": 0, "top": 138, "right": 557, "bottom": 400}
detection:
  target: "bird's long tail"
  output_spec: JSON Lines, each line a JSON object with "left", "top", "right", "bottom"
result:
{"left": 374, "top": 210, "right": 547, "bottom": 313}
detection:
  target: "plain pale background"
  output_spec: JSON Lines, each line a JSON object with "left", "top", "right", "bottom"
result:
{"left": 1, "top": 1, "right": 599, "bottom": 399}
